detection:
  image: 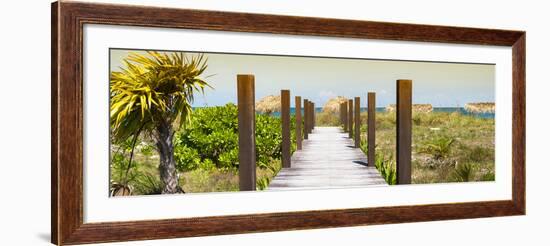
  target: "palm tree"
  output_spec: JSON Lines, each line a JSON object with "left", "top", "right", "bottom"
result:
{"left": 110, "top": 51, "right": 210, "bottom": 194}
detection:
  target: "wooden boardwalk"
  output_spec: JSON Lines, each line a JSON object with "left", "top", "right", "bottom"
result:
{"left": 268, "top": 127, "right": 387, "bottom": 190}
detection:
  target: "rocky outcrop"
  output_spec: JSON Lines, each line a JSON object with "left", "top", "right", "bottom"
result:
{"left": 464, "top": 102, "right": 495, "bottom": 113}
{"left": 322, "top": 96, "right": 348, "bottom": 113}
{"left": 386, "top": 104, "right": 433, "bottom": 113}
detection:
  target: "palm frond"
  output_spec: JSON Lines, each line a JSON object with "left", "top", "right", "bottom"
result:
{"left": 110, "top": 51, "right": 211, "bottom": 142}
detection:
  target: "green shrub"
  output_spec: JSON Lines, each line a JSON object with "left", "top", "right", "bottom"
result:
{"left": 453, "top": 163, "right": 475, "bottom": 182}
{"left": 110, "top": 151, "right": 160, "bottom": 196}
{"left": 376, "top": 112, "right": 395, "bottom": 130}
{"left": 375, "top": 153, "right": 396, "bottom": 185}
{"left": 175, "top": 103, "right": 291, "bottom": 171}
{"left": 174, "top": 145, "right": 201, "bottom": 171}
{"left": 180, "top": 168, "right": 239, "bottom": 192}
{"left": 481, "top": 170, "right": 495, "bottom": 181}
{"left": 255, "top": 113, "right": 283, "bottom": 165}
{"left": 140, "top": 143, "right": 154, "bottom": 156}
{"left": 412, "top": 113, "right": 423, "bottom": 125}
{"left": 256, "top": 158, "right": 282, "bottom": 190}
{"left": 174, "top": 104, "right": 239, "bottom": 170}
{"left": 199, "top": 158, "right": 216, "bottom": 170}
{"left": 419, "top": 136, "right": 455, "bottom": 160}
{"left": 316, "top": 111, "right": 340, "bottom": 126}
{"left": 461, "top": 145, "right": 493, "bottom": 163}
{"left": 414, "top": 112, "right": 446, "bottom": 126}
{"left": 359, "top": 138, "right": 368, "bottom": 154}
{"left": 109, "top": 150, "right": 142, "bottom": 196}
{"left": 133, "top": 173, "right": 163, "bottom": 195}
{"left": 171, "top": 103, "right": 290, "bottom": 192}
{"left": 257, "top": 177, "right": 270, "bottom": 190}
{"left": 218, "top": 148, "right": 239, "bottom": 169}
{"left": 110, "top": 151, "right": 130, "bottom": 184}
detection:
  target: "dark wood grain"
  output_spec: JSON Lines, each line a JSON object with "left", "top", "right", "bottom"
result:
{"left": 64, "top": 201, "right": 519, "bottom": 245}
{"left": 304, "top": 99, "right": 309, "bottom": 139}
{"left": 396, "top": 80, "right": 412, "bottom": 184}
{"left": 66, "top": 1, "right": 522, "bottom": 46}
{"left": 512, "top": 35, "right": 526, "bottom": 213}
{"left": 237, "top": 75, "right": 257, "bottom": 191}
{"left": 52, "top": 1, "right": 526, "bottom": 245}
{"left": 367, "top": 92, "right": 376, "bottom": 167}
{"left": 295, "top": 96, "right": 302, "bottom": 150}
{"left": 51, "top": 2, "right": 59, "bottom": 243}
{"left": 312, "top": 102, "right": 315, "bottom": 128}
{"left": 340, "top": 103, "right": 345, "bottom": 126}
{"left": 343, "top": 101, "right": 348, "bottom": 132}
{"left": 309, "top": 102, "right": 314, "bottom": 133}
{"left": 348, "top": 99, "right": 353, "bottom": 138}
{"left": 53, "top": 2, "right": 85, "bottom": 244}
{"left": 354, "top": 97, "right": 361, "bottom": 148}
{"left": 281, "top": 90, "right": 291, "bottom": 168}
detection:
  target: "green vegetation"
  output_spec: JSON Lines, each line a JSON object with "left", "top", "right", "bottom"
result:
{"left": 316, "top": 111, "right": 341, "bottom": 126}
{"left": 110, "top": 51, "right": 210, "bottom": 194}
{"left": 359, "top": 139, "right": 396, "bottom": 185}
{"left": 418, "top": 136, "right": 455, "bottom": 161}
{"left": 453, "top": 163, "right": 475, "bottom": 182}
{"left": 110, "top": 104, "right": 292, "bottom": 195}
{"left": 357, "top": 111, "right": 494, "bottom": 184}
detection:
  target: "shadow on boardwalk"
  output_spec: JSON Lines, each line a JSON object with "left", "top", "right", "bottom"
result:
{"left": 268, "top": 127, "right": 387, "bottom": 191}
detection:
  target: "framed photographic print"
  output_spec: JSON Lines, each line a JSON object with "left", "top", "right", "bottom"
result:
{"left": 52, "top": 1, "right": 525, "bottom": 245}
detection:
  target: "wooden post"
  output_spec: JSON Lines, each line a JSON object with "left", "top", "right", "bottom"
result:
{"left": 343, "top": 101, "right": 348, "bottom": 132}
{"left": 281, "top": 90, "right": 291, "bottom": 168}
{"left": 368, "top": 92, "right": 376, "bottom": 167}
{"left": 295, "top": 96, "right": 302, "bottom": 150}
{"left": 237, "top": 75, "right": 256, "bottom": 191}
{"left": 304, "top": 99, "right": 309, "bottom": 140}
{"left": 396, "top": 79, "right": 412, "bottom": 184}
{"left": 312, "top": 102, "right": 315, "bottom": 130}
{"left": 307, "top": 102, "right": 313, "bottom": 134}
{"left": 339, "top": 103, "right": 342, "bottom": 124}
{"left": 339, "top": 103, "right": 345, "bottom": 125}
{"left": 348, "top": 99, "right": 353, "bottom": 138}
{"left": 354, "top": 97, "right": 361, "bottom": 148}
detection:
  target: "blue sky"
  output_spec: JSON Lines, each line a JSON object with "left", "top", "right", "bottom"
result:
{"left": 110, "top": 49, "right": 494, "bottom": 108}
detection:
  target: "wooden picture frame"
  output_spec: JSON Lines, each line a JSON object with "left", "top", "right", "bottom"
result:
{"left": 52, "top": 1, "right": 525, "bottom": 245}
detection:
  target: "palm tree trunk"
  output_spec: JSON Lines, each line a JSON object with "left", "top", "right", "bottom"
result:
{"left": 155, "top": 120, "right": 183, "bottom": 194}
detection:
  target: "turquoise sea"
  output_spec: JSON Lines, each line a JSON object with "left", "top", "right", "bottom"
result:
{"left": 270, "top": 107, "right": 495, "bottom": 119}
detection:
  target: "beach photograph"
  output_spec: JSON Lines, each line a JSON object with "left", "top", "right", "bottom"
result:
{"left": 109, "top": 49, "right": 495, "bottom": 196}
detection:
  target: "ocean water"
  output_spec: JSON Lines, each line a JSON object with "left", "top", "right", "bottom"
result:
{"left": 270, "top": 107, "right": 494, "bottom": 119}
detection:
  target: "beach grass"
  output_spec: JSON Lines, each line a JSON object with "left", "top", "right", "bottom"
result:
{"left": 356, "top": 111, "right": 495, "bottom": 184}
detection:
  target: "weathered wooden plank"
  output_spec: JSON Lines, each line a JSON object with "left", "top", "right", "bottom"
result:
{"left": 304, "top": 99, "right": 309, "bottom": 140}
{"left": 237, "top": 75, "right": 256, "bottom": 191}
{"left": 368, "top": 92, "right": 376, "bottom": 167}
{"left": 340, "top": 103, "right": 345, "bottom": 126}
{"left": 348, "top": 99, "right": 353, "bottom": 138}
{"left": 281, "top": 90, "right": 291, "bottom": 168}
{"left": 343, "top": 101, "right": 348, "bottom": 132}
{"left": 312, "top": 102, "right": 316, "bottom": 128}
{"left": 308, "top": 101, "right": 315, "bottom": 133}
{"left": 354, "top": 97, "right": 361, "bottom": 148}
{"left": 295, "top": 96, "right": 302, "bottom": 150}
{"left": 269, "top": 127, "right": 387, "bottom": 190}
{"left": 397, "top": 80, "right": 412, "bottom": 184}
